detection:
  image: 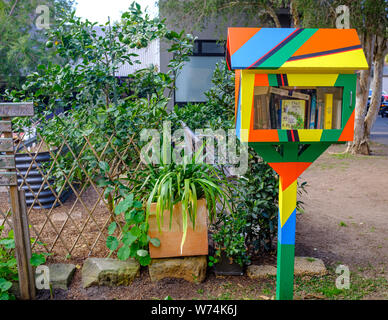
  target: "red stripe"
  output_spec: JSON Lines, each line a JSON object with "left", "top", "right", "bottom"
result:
{"left": 290, "top": 130, "right": 295, "bottom": 142}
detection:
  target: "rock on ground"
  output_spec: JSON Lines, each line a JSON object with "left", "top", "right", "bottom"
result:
{"left": 294, "top": 257, "right": 327, "bottom": 276}
{"left": 148, "top": 256, "right": 207, "bottom": 283}
{"left": 82, "top": 258, "right": 140, "bottom": 288}
{"left": 247, "top": 265, "right": 277, "bottom": 279}
{"left": 247, "top": 256, "right": 327, "bottom": 280}
{"left": 48, "top": 264, "right": 76, "bottom": 290}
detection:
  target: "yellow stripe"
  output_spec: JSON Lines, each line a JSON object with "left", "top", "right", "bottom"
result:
{"left": 281, "top": 49, "right": 368, "bottom": 72}
{"left": 297, "top": 129, "right": 323, "bottom": 142}
{"left": 240, "top": 71, "right": 255, "bottom": 142}
{"left": 279, "top": 179, "right": 297, "bottom": 228}
{"left": 287, "top": 74, "right": 338, "bottom": 86}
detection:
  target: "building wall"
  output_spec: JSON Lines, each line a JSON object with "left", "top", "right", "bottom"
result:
{"left": 159, "top": 8, "right": 291, "bottom": 109}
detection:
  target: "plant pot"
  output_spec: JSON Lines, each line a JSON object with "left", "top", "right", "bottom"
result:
{"left": 148, "top": 198, "right": 208, "bottom": 258}
{"left": 213, "top": 250, "right": 244, "bottom": 276}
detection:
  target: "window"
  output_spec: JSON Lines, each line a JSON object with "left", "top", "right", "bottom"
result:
{"left": 175, "top": 40, "right": 225, "bottom": 104}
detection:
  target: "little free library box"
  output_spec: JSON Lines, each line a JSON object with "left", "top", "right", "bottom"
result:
{"left": 226, "top": 27, "right": 368, "bottom": 300}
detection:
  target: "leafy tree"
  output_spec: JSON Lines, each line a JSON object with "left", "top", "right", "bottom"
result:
{"left": 159, "top": 0, "right": 287, "bottom": 34}
{"left": 0, "top": 0, "right": 74, "bottom": 90}
{"left": 293, "top": 0, "right": 387, "bottom": 155}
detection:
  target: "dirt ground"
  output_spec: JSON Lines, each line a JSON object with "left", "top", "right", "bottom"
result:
{"left": 32, "top": 142, "right": 388, "bottom": 300}
{"left": 297, "top": 142, "right": 388, "bottom": 270}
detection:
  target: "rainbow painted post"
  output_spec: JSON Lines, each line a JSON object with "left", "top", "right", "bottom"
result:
{"left": 226, "top": 27, "right": 368, "bottom": 300}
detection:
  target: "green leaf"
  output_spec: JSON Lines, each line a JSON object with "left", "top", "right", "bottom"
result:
{"left": 117, "top": 245, "right": 130, "bottom": 261}
{"left": 149, "top": 238, "right": 160, "bottom": 248}
{"left": 138, "top": 254, "right": 151, "bottom": 266}
{"left": 130, "top": 226, "right": 142, "bottom": 237}
{"left": 99, "top": 161, "right": 110, "bottom": 173}
{"left": 30, "top": 253, "right": 45, "bottom": 267}
{"left": 108, "top": 222, "right": 117, "bottom": 235}
{"left": 136, "top": 249, "right": 148, "bottom": 257}
{"left": 0, "top": 279, "right": 12, "bottom": 292}
{"left": 122, "top": 232, "right": 137, "bottom": 246}
{"left": 114, "top": 194, "right": 134, "bottom": 215}
{"left": 0, "top": 239, "right": 15, "bottom": 249}
{"left": 0, "top": 292, "right": 10, "bottom": 300}
{"left": 106, "top": 236, "right": 119, "bottom": 251}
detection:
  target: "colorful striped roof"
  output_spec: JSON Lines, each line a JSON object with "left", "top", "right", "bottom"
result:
{"left": 226, "top": 28, "right": 368, "bottom": 72}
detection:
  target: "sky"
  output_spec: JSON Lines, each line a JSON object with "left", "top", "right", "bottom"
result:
{"left": 75, "top": 0, "right": 158, "bottom": 23}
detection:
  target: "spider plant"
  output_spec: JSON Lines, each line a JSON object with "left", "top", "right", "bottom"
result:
{"left": 135, "top": 141, "right": 233, "bottom": 254}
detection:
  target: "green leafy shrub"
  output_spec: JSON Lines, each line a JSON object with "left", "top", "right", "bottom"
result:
{"left": 0, "top": 226, "right": 46, "bottom": 300}
{"left": 209, "top": 208, "right": 251, "bottom": 267}
{"left": 0, "top": 227, "right": 17, "bottom": 300}
{"left": 105, "top": 193, "right": 156, "bottom": 266}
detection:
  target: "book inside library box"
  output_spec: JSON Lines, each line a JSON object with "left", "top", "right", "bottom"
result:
{"left": 253, "top": 86, "right": 343, "bottom": 130}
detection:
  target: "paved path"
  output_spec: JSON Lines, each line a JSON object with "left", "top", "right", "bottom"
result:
{"left": 371, "top": 116, "right": 388, "bottom": 145}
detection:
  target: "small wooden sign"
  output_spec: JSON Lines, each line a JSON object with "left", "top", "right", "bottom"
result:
{"left": 0, "top": 138, "right": 14, "bottom": 152}
{"left": 0, "top": 172, "right": 17, "bottom": 186}
{"left": 0, "top": 102, "right": 34, "bottom": 117}
{"left": 0, "top": 155, "right": 16, "bottom": 169}
{"left": 0, "top": 121, "right": 12, "bottom": 132}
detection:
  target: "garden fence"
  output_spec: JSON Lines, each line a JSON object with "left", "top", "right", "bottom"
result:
{"left": 0, "top": 122, "right": 142, "bottom": 261}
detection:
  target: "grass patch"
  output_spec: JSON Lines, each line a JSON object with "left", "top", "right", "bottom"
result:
{"left": 339, "top": 221, "right": 347, "bottom": 227}
{"left": 329, "top": 153, "right": 355, "bottom": 160}
{"left": 294, "top": 269, "right": 388, "bottom": 300}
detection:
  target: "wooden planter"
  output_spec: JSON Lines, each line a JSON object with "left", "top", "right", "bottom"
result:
{"left": 148, "top": 199, "right": 208, "bottom": 258}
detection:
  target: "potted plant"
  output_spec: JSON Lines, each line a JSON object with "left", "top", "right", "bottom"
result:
{"left": 209, "top": 208, "right": 251, "bottom": 275}
{"left": 134, "top": 144, "right": 232, "bottom": 258}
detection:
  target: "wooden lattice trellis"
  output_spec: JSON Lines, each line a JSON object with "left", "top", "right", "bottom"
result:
{"left": 0, "top": 119, "right": 143, "bottom": 261}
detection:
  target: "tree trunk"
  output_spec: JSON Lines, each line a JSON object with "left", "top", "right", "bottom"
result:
{"left": 346, "top": 33, "right": 374, "bottom": 155}
{"left": 290, "top": 0, "right": 300, "bottom": 27}
{"left": 362, "top": 36, "right": 388, "bottom": 150}
{"left": 264, "top": 5, "right": 281, "bottom": 28}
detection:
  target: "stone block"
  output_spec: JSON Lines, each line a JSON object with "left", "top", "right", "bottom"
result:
{"left": 148, "top": 256, "right": 207, "bottom": 283}
{"left": 82, "top": 258, "right": 140, "bottom": 288}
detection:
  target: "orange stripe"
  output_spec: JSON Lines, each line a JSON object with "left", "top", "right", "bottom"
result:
{"left": 228, "top": 27, "right": 261, "bottom": 56}
{"left": 291, "top": 29, "right": 361, "bottom": 58}
{"left": 269, "top": 162, "right": 312, "bottom": 191}
{"left": 338, "top": 110, "right": 355, "bottom": 141}
{"left": 254, "top": 74, "right": 269, "bottom": 86}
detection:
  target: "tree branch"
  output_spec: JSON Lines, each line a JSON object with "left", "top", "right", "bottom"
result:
{"left": 9, "top": 0, "right": 19, "bottom": 17}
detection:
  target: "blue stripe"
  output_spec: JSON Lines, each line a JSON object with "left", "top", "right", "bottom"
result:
{"left": 278, "top": 209, "right": 296, "bottom": 245}
{"left": 231, "top": 28, "right": 297, "bottom": 69}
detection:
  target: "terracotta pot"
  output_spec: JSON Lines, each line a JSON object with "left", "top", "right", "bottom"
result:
{"left": 148, "top": 198, "right": 208, "bottom": 258}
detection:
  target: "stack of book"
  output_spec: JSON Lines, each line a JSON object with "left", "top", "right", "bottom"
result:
{"left": 253, "top": 87, "right": 342, "bottom": 130}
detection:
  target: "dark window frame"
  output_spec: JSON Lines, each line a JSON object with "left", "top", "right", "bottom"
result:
{"left": 174, "top": 40, "right": 226, "bottom": 107}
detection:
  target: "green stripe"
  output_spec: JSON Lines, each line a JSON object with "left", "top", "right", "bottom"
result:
{"left": 297, "top": 143, "right": 331, "bottom": 162}
{"left": 268, "top": 74, "right": 278, "bottom": 86}
{"left": 277, "top": 130, "right": 288, "bottom": 142}
{"left": 249, "top": 143, "right": 283, "bottom": 163}
{"left": 334, "top": 74, "right": 357, "bottom": 129}
{"left": 260, "top": 29, "right": 318, "bottom": 69}
{"left": 276, "top": 243, "right": 295, "bottom": 300}
{"left": 320, "top": 129, "right": 342, "bottom": 142}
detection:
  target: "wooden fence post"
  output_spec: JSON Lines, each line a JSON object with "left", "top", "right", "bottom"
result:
{"left": 0, "top": 103, "right": 35, "bottom": 299}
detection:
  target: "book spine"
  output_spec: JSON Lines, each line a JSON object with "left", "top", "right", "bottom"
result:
{"left": 309, "top": 93, "right": 317, "bottom": 129}
{"left": 324, "top": 93, "right": 333, "bottom": 129}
